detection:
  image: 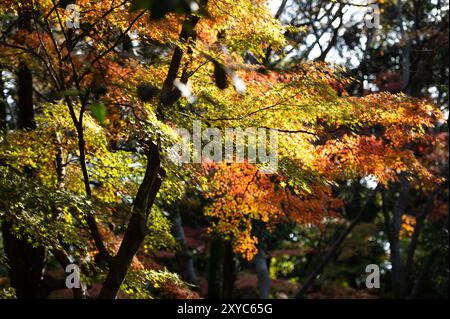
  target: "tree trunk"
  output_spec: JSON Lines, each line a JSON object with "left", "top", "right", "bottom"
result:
{"left": 296, "top": 190, "right": 377, "bottom": 298}
{"left": 408, "top": 249, "right": 438, "bottom": 298}
{"left": 1, "top": 221, "right": 46, "bottom": 298}
{"left": 99, "top": 10, "right": 203, "bottom": 299}
{"left": 1, "top": 70, "right": 45, "bottom": 296}
{"left": 208, "top": 236, "right": 225, "bottom": 299}
{"left": 403, "top": 193, "right": 435, "bottom": 296}
{"left": 254, "top": 248, "right": 270, "bottom": 299}
{"left": 0, "top": 70, "right": 6, "bottom": 131}
{"left": 390, "top": 176, "right": 410, "bottom": 298}
{"left": 172, "top": 210, "right": 198, "bottom": 285}
{"left": 1, "top": 26, "right": 47, "bottom": 296}
{"left": 223, "top": 240, "right": 235, "bottom": 298}
{"left": 98, "top": 144, "right": 162, "bottom": 299}
{"left": 17, "top": 66, "right": 35, "bottom": 129}
{"left": 296, "top": 210, "right": 364, "bottom": 298}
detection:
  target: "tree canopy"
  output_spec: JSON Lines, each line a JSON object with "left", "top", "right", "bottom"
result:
{"left": 0, "top": 0, "right": 448, "bottom": 300}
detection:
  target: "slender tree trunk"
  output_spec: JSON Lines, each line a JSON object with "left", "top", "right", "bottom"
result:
{"left": 172, "top": 210, "right": 198, "bottom": 285}
{"left": 403, "top": 193, "right": 435, "bottom": 296}
{"left": 208, "top": 236, "right": 225, "bottom": 299}
{"left": 390, "top": 176, "right": 410, "bottom": 298}
{"left": 357, "top": 30, "right": 374, "bottom": 96}
{"left": 0, "top": 70, "right": 7, "bottom": 131}
{"left": 296, "top": 211, "right": 364, "bottom": 298}
{"left": 397, "top": 0, "right": 413, "bottom": 95}
{"left": 223, "top": 240, "right": 235, "bottom": 298}
{"left": 98, "top": 144, "right": 162, "bottom": 299}
{"left": 254, "top": 248, "right": 270, "bottom": 299}
{"left": 17, "top": 66, "right": 35, "bottom": 129}
{"left": 296, "top": 190, "right": 377, "bottom": 298}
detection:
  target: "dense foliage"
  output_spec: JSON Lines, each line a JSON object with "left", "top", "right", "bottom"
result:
{"left": 0, "top": 0, "right": 447, "bottom": 299}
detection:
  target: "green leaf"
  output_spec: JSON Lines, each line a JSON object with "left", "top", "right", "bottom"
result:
{"left": 90, "top": 102, "right": 107, "bottom": 124}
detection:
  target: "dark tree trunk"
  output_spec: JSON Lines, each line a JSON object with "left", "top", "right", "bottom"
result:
{"left": 1, "top": 30, "right": 47, "bottom": 297}
{"left": 2, "top": 81, "right": 45, "bottom": 297}
{"left": 208, "top": 236, "right": 225, "bottom": 299}
{"left": 296, "top": 210, "right": 364, "bottom": 298}
{"left": 408, "top": 249, "right": 438, "bottom": 298}
{"left": 98, "top": 144, "right": 162, "bottom": 299}
{"left": 1, "top": 221, "right": 46, "bottom": 298}
{"left": 403, "top": 193, "right": 435, "bottom": 296}
{"left": 296, "top": 190, "right": 377, "bottom": 298}
{"left": 223, "top": 240, "right": 235, "bottom": 298}
{"left": 17, "top": 66, "right": 35, "bottom": 129}
{"left": 172, "top": 210, "right": 198, "bottom": 285}
{"left": 254, "top": 248, "right": 270, "bottom": 299}
{"left": 383, "top": 176, "right": 409, "bottom": 298}
{"left": 206, "top": 238, "right": 235, "bottom": 299}
{"left": 0, "top": 71, "right": 7, "bottom": 131}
